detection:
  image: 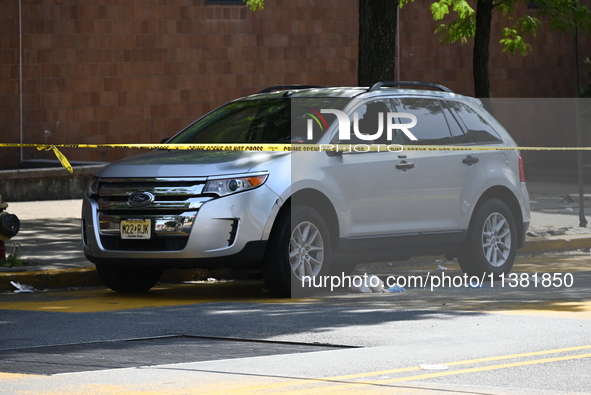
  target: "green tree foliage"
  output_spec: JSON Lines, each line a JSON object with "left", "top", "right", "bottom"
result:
{"left": 428, "top": 1, "right": 542, "bottom": 56}
{"left": 244, "top": 0, "right": 264, "bottom": 11}
{"left": 402, "top": 0, "right": 591, "bottom": 97}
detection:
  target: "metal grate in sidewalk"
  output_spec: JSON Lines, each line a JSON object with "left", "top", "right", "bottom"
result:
{"left": 0, "top": 336, "right": 350, "bottom": 375}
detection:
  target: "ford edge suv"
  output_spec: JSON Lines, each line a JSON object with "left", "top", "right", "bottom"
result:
{"left": 82, "top": 82, "right": 531, "bottom": 296}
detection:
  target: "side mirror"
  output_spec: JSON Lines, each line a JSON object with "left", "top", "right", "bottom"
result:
{"left": 325, "top": 150, "right": 343, "bottom": 157}
{"left": 160, "top": 137, "right": 170, "bottom": 144}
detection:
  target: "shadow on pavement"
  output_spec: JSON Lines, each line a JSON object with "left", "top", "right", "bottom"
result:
{"left": 4, "top": 218, "right": 90, "bottom": 270}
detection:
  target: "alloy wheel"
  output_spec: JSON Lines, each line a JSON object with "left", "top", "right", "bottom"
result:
{"left": 481, "top": 212, "right": 512, "bottom": 268}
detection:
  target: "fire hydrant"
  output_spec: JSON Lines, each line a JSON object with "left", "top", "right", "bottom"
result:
{"left": 0, "top": 194, "right": 20, "bottom": 260}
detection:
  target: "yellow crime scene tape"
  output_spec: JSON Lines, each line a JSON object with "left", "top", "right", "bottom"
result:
{"left": 2, "top": 142, "right": 591, "bottom": 173}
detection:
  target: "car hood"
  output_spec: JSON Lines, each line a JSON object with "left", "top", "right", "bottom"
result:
{"left": 96, "top": 150, "right": 288, "bottom": 178}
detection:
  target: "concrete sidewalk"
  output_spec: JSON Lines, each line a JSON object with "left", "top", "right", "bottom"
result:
{"left": 2, "top": 180, "right": 591, "bottom": 291}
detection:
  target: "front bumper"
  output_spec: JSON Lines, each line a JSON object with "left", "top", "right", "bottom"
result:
{"left": 82, "top": 185, "right": 280, "bottom": 268}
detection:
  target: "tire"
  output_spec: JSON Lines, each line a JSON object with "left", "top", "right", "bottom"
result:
{"left": 261, "top": 205, "right": 332, "bottom": 297}
{"left": 457, "top": 198, "right": 517, "bottom": 277}
{"left": 96, "top": 264, "right": 163, "bottom": 293}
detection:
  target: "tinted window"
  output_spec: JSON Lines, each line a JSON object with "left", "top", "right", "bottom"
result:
{"left": 396, "top": 98, "right": 453, "bottom": 145}
{"left": 442, "top": 105, "right": 473, "bottom": 144}
{"left": 451, "top": 102, "right": 502, "bottom": 143}
{"left": 169, "top": 99, "right": 290, "bottom": 144}
{"left": 168, "top": 98, "right": 348, "bottom": 144}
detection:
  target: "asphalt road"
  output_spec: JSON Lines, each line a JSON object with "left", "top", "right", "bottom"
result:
{"left": 1, "top": 251, "right": 590, "bottom": 394}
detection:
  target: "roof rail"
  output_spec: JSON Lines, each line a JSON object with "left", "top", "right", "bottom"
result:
{"left": 368, "top": 81, "right": 453, "bottom": 93}
{"left": 258, "top": 85, "right": 326, "bottom": 93}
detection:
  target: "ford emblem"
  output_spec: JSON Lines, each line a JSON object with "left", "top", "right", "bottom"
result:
{"left": 128, "top": 191, "right": 155, "bottom": 207}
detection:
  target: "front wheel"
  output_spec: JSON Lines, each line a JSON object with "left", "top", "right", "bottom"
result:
{"left": 95, "top": 264, "right": 163, "bottom": 293}
{"left": 261, "top": 205, "right": 332, "bottom": 297}
{"left": 457, "top": 198, "right": 517, "bottom": 277}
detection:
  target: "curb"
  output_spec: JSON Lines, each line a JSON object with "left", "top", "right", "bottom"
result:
{"left": 0, "top": 267, "right": 233, "bottom": 292}
{"left": 0, "top": 268, "right": 101, "bottom": 291}
{"left": 520, "top": 234, "right": 591, "bottom": 254}
{"left": 2, "top": 236, "right": 591, "bottom": 292}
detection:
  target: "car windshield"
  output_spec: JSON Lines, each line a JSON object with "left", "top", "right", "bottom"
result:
{"left": 168, "top": 97, "right": 349, "bottom": 144}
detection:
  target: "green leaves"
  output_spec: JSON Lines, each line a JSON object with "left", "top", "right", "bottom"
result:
{"left": 429, "top": 0, "right": 476, "bottom": 44}
{"left": 535, "top": 0, "right": 591, "bottom": 34}
{"left": 403, "top": 0, "right": 590, "bottom": 54}
{"left": 435, "top": 16, "right": 476, "bottom": 44}
{"left": 500, "top": 16, "right": 540, "bottom": 56}
{"left": 243, "top": 0, "right": 264, "bottom": 11}
{"left": 423, "top": 0, "right": 540, "bottom": 53}
{"left": 500, "top": 28, "right": 529, "bottom": 56}
{"left": 409, "top": 0, "right": 478, "bottom": 46}
{"left": 430, "top": 0, "right": 474, "bottom": 21}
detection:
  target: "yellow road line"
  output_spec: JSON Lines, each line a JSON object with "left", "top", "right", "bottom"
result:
{"left": 206, "top": 344, "right": 591, "bottom": 394}
{"left": 0, "top": 372, "right": 41, "bottom": 380}
{"left": 285, "top": 352, "right": 591, "bottom": 394}
{"left": 489, "top": 301, "right": 591, "bottom": 320}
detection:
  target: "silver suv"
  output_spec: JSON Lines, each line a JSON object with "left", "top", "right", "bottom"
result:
{"left": 82, "top": 82, "right": 530, "bottom": 296}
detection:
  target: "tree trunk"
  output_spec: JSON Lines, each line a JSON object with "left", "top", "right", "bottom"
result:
{"left": 473, "top": 0, "right": 494, "bottom": 98}
{"left": 358, "top": 0, "right": 398, "bottom": 87}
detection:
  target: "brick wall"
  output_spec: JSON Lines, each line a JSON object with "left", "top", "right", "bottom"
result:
{"left": 0, "top": 2, "right": 21, "bottom": 169}
{"left": 1, "top": 0, "right": 590, "bottom": 170}
{"left": 0, "top": 0, "right": 358, "bottom": 168}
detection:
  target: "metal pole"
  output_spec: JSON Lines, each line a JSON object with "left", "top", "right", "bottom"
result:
{"left": 19, "top": 0, "right": 24, "bottom": 164}
{"left": 574, "top": 21, "right": 587, "bottom": 227}
{"left": 396, "top": 2, "right": 400, "bottom": 81}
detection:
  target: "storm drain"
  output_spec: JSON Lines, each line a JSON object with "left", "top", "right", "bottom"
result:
{"left": 0, "top": 336, "right": 350, "bottom": 375}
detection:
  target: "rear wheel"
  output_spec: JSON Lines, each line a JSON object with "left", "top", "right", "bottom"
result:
{"left": 261, "top": 205, "right": 331, "bottom": 297}
{"left": 457, "top": 198, "right": 517, "bottom": 277}
{"left": 95, "top": 264, "right": 163, "bottom": 293}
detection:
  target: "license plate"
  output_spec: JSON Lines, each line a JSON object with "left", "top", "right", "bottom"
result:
{"left": 120, "top": 219, "right": 151, "bottom": 239}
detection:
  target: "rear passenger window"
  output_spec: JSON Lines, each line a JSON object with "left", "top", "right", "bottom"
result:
{"left": 451, "top": 102, "right": 502, "bottom": 143}
{"left": 442, "top": 105, "right": 473, "bottom": 144}
{"left": 396, "top": 98, "right": 453, "bottom": 145}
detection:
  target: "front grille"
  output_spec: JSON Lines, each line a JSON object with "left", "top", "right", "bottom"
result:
{"left": 94, "top": 177, "right": 213, "bottom": 251}
{"left": 97, "top": 177, "right": 209, "bottom": 213}
{"left": 101, "top": 236, "right": 188, "bottom": 251}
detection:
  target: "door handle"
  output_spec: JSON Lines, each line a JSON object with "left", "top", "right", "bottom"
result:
{"left": 396, "top": 160, "right": 415, "bottom": 170}
{"left": 462, "top": 155, "right": 479, "bottom": 165}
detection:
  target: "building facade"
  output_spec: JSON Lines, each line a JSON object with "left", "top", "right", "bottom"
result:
{"left": 1, "top": 0, "right": 589, "bottom": 170}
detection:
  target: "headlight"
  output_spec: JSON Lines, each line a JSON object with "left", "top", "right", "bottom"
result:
{"left": 203, "top": 174, "right": 268, "bottom": 197}
{"left": 86, "top": 177, "right": 100, "bottom": 197}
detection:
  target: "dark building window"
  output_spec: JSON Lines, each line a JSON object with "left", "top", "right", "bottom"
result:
{"left": 205, "top": 0, "right": 244, "bottom": 4}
